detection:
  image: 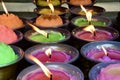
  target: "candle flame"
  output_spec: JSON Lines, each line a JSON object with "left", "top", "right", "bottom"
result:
{"left": 101, "top": 46, "right": 108, "bottom": 55}
{"left": 48, "top": 3, "right": 54, "bottom": 13}
{"left": 80, "top": 5, "right": 92, "bottom": 22}
{"left": 83, "top": 25, "right": 95, "bottom": 34}
{"left": 45, "top": 48, "right": 52, "bottom": 57}
{"left": 26, "top": 54, "right": 52, "bottom": 78}
{"left": 47, "top": 0, "right": 51, "bottom": 2}
{"left": 26, "top": 22, "right": 48, "bottom": 37}
{"left": 1, "top": 0, "right": 9, "bottom": 14}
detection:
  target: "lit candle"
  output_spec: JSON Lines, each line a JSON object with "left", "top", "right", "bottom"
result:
{"left": 72, "top": 25, "right": 119, "bottom": 42}
{"left": 25, "top": 44, "right": 79, "bottom": 63}
{"left": 81, "top": 41, "right": 120, "bottom": 62}
{"left": 17, "top": 55, "right": 84, "bottom": 80}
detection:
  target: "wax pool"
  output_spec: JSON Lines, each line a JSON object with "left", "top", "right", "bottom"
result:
{"left": 74, "top": 18, "right": 106, "bottom": 27}
{"left": 32, "top": 50, "right": 71, "bottom": 62}
{"left": 75, "top": 30, "right": 113, "bottom": 41}
{"left": 23, "top": 69, "right": 71, "bottom": 80}
{"left": 29, "top": 31, "right": 65, "bottom": 43}
{"left": 97, "top": 64, "right": 120, "bottom": 80}
{"left": 0, "top": 42, "right": 18, "bottom": 65}
{"left": 87, "top": 48, "right": 120, "bottom": 62}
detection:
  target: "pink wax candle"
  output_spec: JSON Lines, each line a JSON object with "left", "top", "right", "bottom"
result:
{"left": 87, "top": 48, "right": 120, "bottom": 62}
{"left": 97, "top": 63, "right": 120, "bottom": 80}
{"left": 72, "top": 27, "right": 119, "bottom": 42}
{"left": 17, "top": 63, "right": 84, "bottom": 80}
{"left": 75, "top": 30, "right": 113, "bottom": 41}
{"left": 32, "top": 50, "right": 71, "bottom": 62}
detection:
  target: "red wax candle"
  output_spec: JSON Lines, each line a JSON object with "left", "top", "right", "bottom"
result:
{"left": 87, "top": 48, "right": 120, "bottom": 62}
{"left": 23, "top": 69, "right": 71, "bottom": 80}
{"left": 75, "top": 30, "right": 113, "bottom": 41}
{"left": 32, "top": 50, "right": 71, "bottom": 62}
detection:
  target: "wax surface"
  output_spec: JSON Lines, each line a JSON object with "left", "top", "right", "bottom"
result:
{"left": 29, "top": 31, "right": 65, "bottom": 43}
{"left": 32, "top": 50, "right": 71, "bottom": 62}
{"left": 74, "top": 18, "right": 106, "bottom": 27}
{"left": 23, "top": 69, "right": 71, "bottom": 80}
{"left": 0, "top": 25, "right": 17, "bottom": 44}
{"left": 87, "top": 48, "right": 120, "bottom": 62}
{"left": 97, "top": 64, "right": 120, "bottom": 80}
{"left": 0, "top": 13, "right": 23, "bottom": 29}
{"left": 0, "top": 42, "right": 18, "bottom": 65}
{"left": 75, "top": 30, "right": 113, "bottom": 41}
{"left": 37, "top": 0, "right": 60, "bottom": 6}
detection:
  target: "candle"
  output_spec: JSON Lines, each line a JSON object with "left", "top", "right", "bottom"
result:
{"left": 0, "top": 25, "right": 23, "bottom": 44}
{"left": 70, "top": 6, "right": 105, "bottom": 16}
{"left": 25, "top": 44, "right": 79, "bottom": 63}
{"left": 0, "top": 42, "right": 24, "bottom": 80}
{"left": 72, "top": 26, "right": 119, "bottom": 42}
{"left": 81, "top": 41, "right": 120, "bottom": 62}
{"left": 89, "top": 62, "right": 120, "bottom": 80}
{"left": 0, "top": 1, "right": 24, "bottom": 29}
{"left": 17, "top": 63, "right": 84, "bottom": 80}
{"left": 24, "top": 28, "right": 70, "bottom": 44}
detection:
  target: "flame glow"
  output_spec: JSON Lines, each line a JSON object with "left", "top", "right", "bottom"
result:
{"left": 83, "top": 25, "right": 95, "bottom": 34}
{"left": 26, "top": 22, "right": 48, "bottom": 37}
{"left": 47, "top": 0, "right": 51, "bottom": 2}
{"left": 48, "top": 3, "right": 54, "bottom": 13}
{"left": 26, "top": 54, "right": 52, "bottom": 78}
{"left": 1, "top": 0, "right": 8, "bottom": 14}
{"left": 101, "top": 46, "right": 108, "bottom": 55}
{"left": 45, "top": 48, "right": 52, "bottom": 57}
{"left": 80, "top": 5, "right": 92, "bottom": 22}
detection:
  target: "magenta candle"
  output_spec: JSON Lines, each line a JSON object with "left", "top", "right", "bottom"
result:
{"left": 25, "top": 44, "right": 79, "bottom": 63}
{"left": 32, "top": 49, "right": 71, "bottom": 62}
{"left": 72, "top": 27, "right": 119, "bottom": 42}
{"left": 17, "top": 63, "right": 84, "bottom": 80}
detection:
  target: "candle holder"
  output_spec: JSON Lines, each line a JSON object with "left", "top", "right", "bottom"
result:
{"left": 34, "top": 6, "right": 69, "bottom": 16}
{"left": 80, "top": 41, "right": 120, "bottom": 63}
{"left": 71, "top": 16, "right": 112, "bottom": 28}
{"left": 72, "top": 27, "right": 119, "bottom": 43}
{"left": 89, "top": 62, "right": 120, "bottom": 80}
{"left": 67, "top": 0, "right": 96, "bottom": 8}
{"left": 25, "top": 44, "right": 79, "bottom": 63}
{"left": 17, "top": 63, "right": 84, "bottom": 80}
{"left": 24, "top": 28, "right": 71, "bottom": 44}
{"left": 70, "top": 6, "right": 105, "bottom": 17}
{"left": 0, "top": 45, "right": 24, "bottom": 80}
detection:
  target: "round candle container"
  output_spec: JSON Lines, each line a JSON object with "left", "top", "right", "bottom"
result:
{"left": 71, "top": 16, "right": 112, "bottom": 27}
{"left": 0, "top": 45, "right": 24, "bottom": 80}
{"left": 81, "top": 41, "right": 120, "bottom": 63}
{"left": 89, "top": 62, "right": 120, "bottom": 80}
{"left": 33, "top": 0, "right": 61, "bottom": 8}
{"left": 17, "top": 63, "right": 84, "bottom": 80}
{"left": 68, "top": 0, "right": 96, "bottom": 8}
{"left": 25, "top": 44, "right": 79, "bottom": 63}
{"left": 24, "top": 28, "right": 71, "bottom": 44}
{"left": 34, "top": 6, "right": 69, "bottom": 16}
{"left": 72, "top": 27, "right": 119, "bottom": 43}
{"left": 33, "top": 15, "right": 69, "bottom": 28}
{"left": 70, "top": 6, "right": 105, "bottom": 17}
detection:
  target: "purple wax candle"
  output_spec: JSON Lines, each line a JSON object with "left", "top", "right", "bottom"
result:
{"left": 81, "top": 41, "right": 120, "bottom": 63}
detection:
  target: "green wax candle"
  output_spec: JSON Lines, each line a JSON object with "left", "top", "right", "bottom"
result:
{"left": 74, "top": 18, "right": 107, "bottom": 27}
{"left": 29, "top": 31, "right": 65, "bottom": 43}
{"left": 0, "top": 42, "right": 18, "bottom": 65}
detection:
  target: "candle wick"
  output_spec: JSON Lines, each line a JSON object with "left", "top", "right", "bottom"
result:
{"left": 88, "top": 21, "right": 91, "bottom": 25}
{"left": 50, "top": 74, "right": 52, "bottom": 80}
{"left": 93, "top": 31, "right": 96, "bottom": 37}
{"left": 49, "top": 54, "right": 51, "bottom": 59}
